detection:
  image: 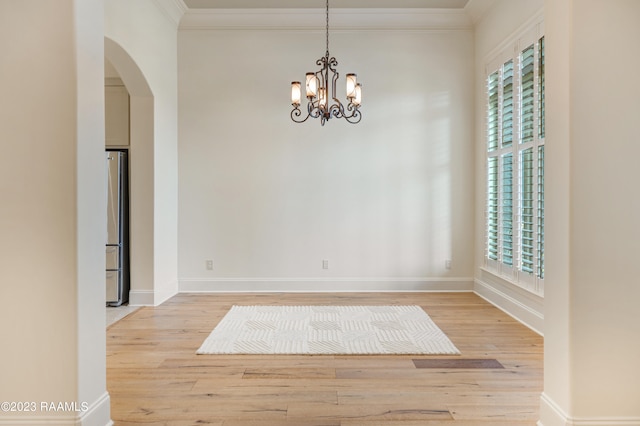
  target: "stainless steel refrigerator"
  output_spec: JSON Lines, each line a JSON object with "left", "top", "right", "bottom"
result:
{"left": 105, "top": 150, "right": 129, "bottom": 306}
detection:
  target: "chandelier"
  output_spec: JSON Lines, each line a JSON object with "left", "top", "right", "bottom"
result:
{"left": 290, "top": 0, "right": 362, "bottom": 126}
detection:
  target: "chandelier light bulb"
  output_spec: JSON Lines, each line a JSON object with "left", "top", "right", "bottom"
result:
{"left": 318, "top": 87, "right": 327, "bottom": 108}
{"left": 306, "top": 73, "right": 318, "bottom": 98}
{"left": 291, "top": 81, "right": 301, "bottom": 106}
{"left": 353, "top": 83, "right": 362, "bottom": 106}
{"left": 346, "top": 73, "right": 357, "bottom": 99}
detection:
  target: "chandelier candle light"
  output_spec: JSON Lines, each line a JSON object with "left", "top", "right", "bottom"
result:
{"left": 290, "top": 0, "right": 362, "bottom": 125}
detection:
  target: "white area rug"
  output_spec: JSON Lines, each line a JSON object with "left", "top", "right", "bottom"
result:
{"left": 196, "top": 305, "right": 460, "bottom": 355}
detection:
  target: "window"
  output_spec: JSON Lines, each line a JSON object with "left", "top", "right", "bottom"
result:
{"left": 485, "top": 32, "right": 545, "bottom": 294}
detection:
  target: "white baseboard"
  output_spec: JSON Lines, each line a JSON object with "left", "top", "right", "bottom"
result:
{"left": 474, "top": 275, "right": 544, "bottom": 335}
{"left": 153, "top": 285, "right": 178, "bottom": 306}
{"left": 129, "top": 288, "right": 178, "bottom": 306}
{"left": 539, "top": 393, "right": 640, "bottom": 426}
{"left": 128, "top": 289, "right": 155, "bottom": 306}
{"left": 0, "top": 392, "right": 112, "bottom": 426}
{"left": 539, "top": 392, "right": 572, "bottom": 426}
{"left": 79, "top": 392, "right": 112, "bottom": 426}
{"left": 179, "top": 277, "right": 474, "bottom": 293}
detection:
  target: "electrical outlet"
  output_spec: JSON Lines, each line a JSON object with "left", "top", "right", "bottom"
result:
{"left": 206, "top": 260, "right": 213, "bottom": 270}
{"left": 322, "top": 260, "right": 329, "bottom": 270}
{"left": 445, "top": 259, "right": 452, "bottom": 270}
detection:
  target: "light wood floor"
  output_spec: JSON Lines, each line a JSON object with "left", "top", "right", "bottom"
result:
{"left": 107, "top": 292, "right": 543, "bottom": 426}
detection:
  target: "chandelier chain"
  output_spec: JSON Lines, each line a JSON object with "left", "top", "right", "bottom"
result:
{"left": 325, "top": 0, "right": 329, "bottom": 57}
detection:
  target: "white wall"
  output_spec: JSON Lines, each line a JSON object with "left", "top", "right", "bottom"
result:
{"left": 178, "top": 10, "right": 475, "bottom": 292}
{"left": 541, "top": 0, "right": 640, "bottom": 424}
{"left": 105, "top": 0, "right": 181, "bottom": 305}
{"left": 472, "top": 0, "right": 544, "bottom": 332}
{"left": 0, "top": 0, "right": 109, "bottom": 424}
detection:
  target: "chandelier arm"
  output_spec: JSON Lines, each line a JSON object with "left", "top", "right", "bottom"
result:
{"left": 309, "top": 104, "right": 322, "bottom": 119}
{"left": 328, "top": 57, "right": 340, "bottom": 104}
{"left": 343, "top": 109, "right": 362, "bottom": 124}
{"left": 308, "top": 96, "right": 326, "bottom": 120}
{"left": 320, "top": 57, "right": 328, "bottom": 100}
{"left": 340, "top": 102, "right": 362, "bottom": 122}
{"left": 345, "top": 102, "right": 360, "bottom": 113}
{"left": 291, "top": 106, "right": 311, "bottom": 123}
{"left": 327, "top": 102, "right": 343, "bottom": 119}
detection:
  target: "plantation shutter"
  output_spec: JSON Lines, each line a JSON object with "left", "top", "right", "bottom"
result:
{"left": 536, "top": 36, "right": 545, "bottom": 280}
{"left": 502, "top": 61, "right": 514, "bottom": 148}
{"left": 501, "top": 153, "right": 513, "bottom": 266}
{"left": 538, "top": 37, "right": 545, "bottom": 140}
{"left": 521, "top": 45, "right": 535, "bottom": 144}
{"left": 520, "top": 148, "right": 534, "bottom": 273}
{"left": 484, "top": 25, "right": 545, "bottom": 293}
{"left": 519, "top": 44, "right": 535, "bottom": 276}
{"left": 537, "top": 145, "right": 545, "bottom": 279}
{"left": 488, "top": 72, "right": 499, "bottom": 152}
{"left": 487, "top": 157, "right": 499, "bottom": 261}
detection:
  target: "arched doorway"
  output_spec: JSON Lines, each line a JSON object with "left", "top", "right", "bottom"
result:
{"left": 104, "top": 37, "right": 155, "bottom": 305}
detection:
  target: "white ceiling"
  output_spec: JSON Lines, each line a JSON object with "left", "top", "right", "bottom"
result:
{"left": 184, "top": 0, "right": 469, "bottom": 9}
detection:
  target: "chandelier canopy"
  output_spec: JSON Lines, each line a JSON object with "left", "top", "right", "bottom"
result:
{"left": 290, "top": 0, "right": 362, "bottom": 126}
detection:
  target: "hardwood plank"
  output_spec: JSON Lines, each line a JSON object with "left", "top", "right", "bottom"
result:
{"left": 341, "top": 421, "right": 535, "bottom": 426}
{"left": 336, "top": 390, "right": 541, "bottom": 412}
{"left": 243, "top": 367, "right": 337, "bottom": 379}
{"left": 188, "top": 387, "right": 338, "bottom": 405}
{"left": 448, "top": 404, "right": 539, "bottom": 421}
{"left": 112, "top": 397, "right": 288, "bottom": 422}
{"left": 115, "top": 422, "right": 223, "bottom": 426}
{"left": 286, "top": 402, "right": 453, "bottom": 422}
{"left": 223, "top": 421, "right": 339, "bottom": 426}
{"left": 413, "top": 358, "right": 504, "bottom": 369}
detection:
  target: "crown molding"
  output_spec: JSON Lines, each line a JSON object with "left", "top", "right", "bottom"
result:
{"left": 180, "top": 8, "right": 472, "bottom": 31}
{"left": 464, "top": 0, "right": 497, "bottom": 25}
{"left": 153, "top": 0, "right": 189, "bottom": 27}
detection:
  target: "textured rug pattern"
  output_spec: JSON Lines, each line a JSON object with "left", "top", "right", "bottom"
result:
{"left": 196, "top": 305, "right": 460, "bottom": 355}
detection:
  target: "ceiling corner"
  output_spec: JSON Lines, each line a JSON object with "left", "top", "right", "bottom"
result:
{"left": 153, "top": 0, "right": 189, "bottom": 27}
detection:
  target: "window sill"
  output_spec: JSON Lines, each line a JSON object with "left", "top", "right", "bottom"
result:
{"left": 479, "top": 265, "right": 544, "bottom": 298}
